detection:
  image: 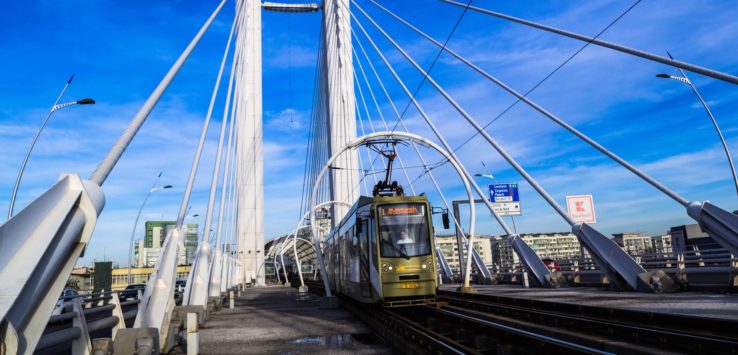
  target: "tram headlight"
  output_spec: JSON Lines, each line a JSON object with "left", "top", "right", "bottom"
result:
{"left": 421, "top": 259, "right": 434, "bottom": 270}
{"left": 381, "top": 262, "right": 394, "bottom": 273}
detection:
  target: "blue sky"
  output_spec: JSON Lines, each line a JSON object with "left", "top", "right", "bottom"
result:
{"left": 1, "top": 0, "right": 737, "bottom": 267}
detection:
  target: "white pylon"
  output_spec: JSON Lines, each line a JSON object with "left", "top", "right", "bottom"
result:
{"left": 322, "top": 0, "right": 359, "bottom": 224}
{"left": 235, "top": 0, "right": 265, "bottom": 286}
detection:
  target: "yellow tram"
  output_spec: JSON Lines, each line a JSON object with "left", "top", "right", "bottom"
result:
{"left": 323, "top": 195, "right": 438, "bottom": 307}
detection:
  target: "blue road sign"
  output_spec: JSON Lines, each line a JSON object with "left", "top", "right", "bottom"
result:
{"left": 487, "top": 183, "right": 521, "bottom": 216}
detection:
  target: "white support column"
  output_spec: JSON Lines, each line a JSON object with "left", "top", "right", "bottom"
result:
{"left": 322, "top": 0, "right": 359, "bottom": 223}
{"left": 235, "top": 0, "right": 265, "bottom": 286}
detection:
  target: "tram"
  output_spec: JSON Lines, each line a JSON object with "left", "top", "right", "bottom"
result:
{"left": 322, "top": 192, "right": 438, "bottom": 307}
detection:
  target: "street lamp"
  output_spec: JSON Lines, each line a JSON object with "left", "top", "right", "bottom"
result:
{"left": 657, "top": 58, "right": 738, "bottom": 198}
{"left": 128, "top": 172, "right": 173, "bottom": 284}
{"left": 7, "top": 75, "right": 96, "bottom": 219}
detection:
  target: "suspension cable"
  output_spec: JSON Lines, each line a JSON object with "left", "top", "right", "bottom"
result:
{"left": 352, "top": 1, "right": 577, "bottom": 224}
{"left": 350, "top": 9, "right": 514, "bottom": 235}
{"left": 372, "top": 0, "right": 688, "bottom": 207}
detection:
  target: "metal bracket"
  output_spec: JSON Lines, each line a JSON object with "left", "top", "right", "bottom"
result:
{"left": 183, "top": 241, "right": 212, "bottom": 308}
{"left": 687, "top": 201, "right": 738, "bottom": 256}
{"left": 510, "top": 235, "right": 565, "bottom": 288}
{"left": 435, "top": 247, "right": 453, "bottom": 283}
{"left": 71, "top": 298, "right": 92, "bottom": 355}
{"left": 208, "top": 249, "right": 223, "bottom": 298}
{"left": 134, "top": 228, "right": 182, "bottom": 353}
{"left": 109, "top": 292, "right": 126, "bottom": 339}
{"left": 573, "top": 223, "right": 674, "bottom": 292}
{"left": 0, "top": 174, "right": 104, "bottom": 354}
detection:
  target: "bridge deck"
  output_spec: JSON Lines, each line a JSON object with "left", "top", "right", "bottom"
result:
{"left": 184, "top": 286, "right": 391, "bottom": 354}
{"left": 440, "top": 284, "right": 738, "bottom": 320}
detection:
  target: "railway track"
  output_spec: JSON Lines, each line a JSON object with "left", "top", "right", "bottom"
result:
{"left": 301, "top": 280, "right": 607, "bottom": 353}
{"left": 436, "top": 290, "right": 738, "bottom": 354}
{"left": 299, "top": 280, "right": 738, "bottom": 353}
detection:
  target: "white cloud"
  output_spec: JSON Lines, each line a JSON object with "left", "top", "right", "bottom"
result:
{"left": 265, "top": 108, "right": 304, "bottom": 131}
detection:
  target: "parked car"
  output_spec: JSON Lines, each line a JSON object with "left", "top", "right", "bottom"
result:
{"left": 119, "top": 284, "right": 146, "bottom": 300}
{"left": 174, "top": 279, "right": 187, "bottom": 305}
{"left": 542, "top": 258, "right": 560, "bottom": 272}
{"left": 52, "top": 288, "right": 80, "bottom": 315}
{"left": 175, "top": 278, "right": 186, "bottom": 293}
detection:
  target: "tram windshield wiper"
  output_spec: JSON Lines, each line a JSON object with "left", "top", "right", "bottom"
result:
{"left": 397, "top": 245, "right": 410, "bottom": 260}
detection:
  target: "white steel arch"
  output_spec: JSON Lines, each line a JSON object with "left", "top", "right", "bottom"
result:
{"left": 309, "top": 131, "right": 478, "bottom": 297}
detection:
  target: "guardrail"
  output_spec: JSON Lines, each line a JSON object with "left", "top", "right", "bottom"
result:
{"left": 487, "top": 249, "right": 738, "bottom": 290}
{"left": 35, "top": 290, "right": 139, "bottom": 354}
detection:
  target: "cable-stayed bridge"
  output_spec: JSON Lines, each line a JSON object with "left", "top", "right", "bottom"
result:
{"left": 2, "top": 0, "right": 738, "bottom": 353}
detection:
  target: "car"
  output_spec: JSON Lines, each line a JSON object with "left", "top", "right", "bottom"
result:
{"left": 542, "top": 258, "right": 560, "bottom": 272}
{"left": 175, "top": 278, "right": 186, "bottom": 293}
{"left": 52, "top": 288, "right": 80, "bottom": 315}
{"left": 119, "top": 284, "right": 146, "bottom": 300}
{"left": 174, "top": 279, "right": 187, "bottom": 305}
{"left": 61, "top": 288, "right": 79, "bottom": 298}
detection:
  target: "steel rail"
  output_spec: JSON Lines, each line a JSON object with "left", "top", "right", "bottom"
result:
{"left": 401, "top": 306, "right": 611, "bottom": 354}
{"left": 438, "top": 289, "right": 738, "bottom": 340}
{"left": 439, "top": 294, "right": 738, "bottom": 353}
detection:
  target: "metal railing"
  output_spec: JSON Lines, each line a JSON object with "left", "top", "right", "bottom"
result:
{"left": 35, "top": 290, "right": 139, "bottom": 354}
{"left": 487, "top": 248, "right": 738, "bottom": 290}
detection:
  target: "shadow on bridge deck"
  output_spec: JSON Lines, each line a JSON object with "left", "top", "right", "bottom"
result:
{"left": 175, "top": 286, "right": 392, "bottom": 354}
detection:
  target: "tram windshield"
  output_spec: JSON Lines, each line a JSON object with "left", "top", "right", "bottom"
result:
{"left": 378, "top": 203, "right": 431, "bottom": 258}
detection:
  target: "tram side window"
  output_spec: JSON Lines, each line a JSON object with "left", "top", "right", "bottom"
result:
{"left": 370, "top": 219, "right": 378, "bottom": 267}
{"left": 352, "top": 223, "right": 360, "bottom": 257}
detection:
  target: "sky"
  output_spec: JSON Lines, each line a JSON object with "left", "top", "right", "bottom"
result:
{"left": 1, "top": 0, "right": 737, "bottom": 267}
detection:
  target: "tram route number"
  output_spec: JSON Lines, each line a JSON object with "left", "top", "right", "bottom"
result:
{"left": 400, "top": 283, "right": 420, "bottom": 289}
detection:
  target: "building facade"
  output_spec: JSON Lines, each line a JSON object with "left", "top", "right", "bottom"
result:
{"left": 490, "top": 232, "right": 586, "bottom": 266}
{"left": 135, "top": 221, "right": 198, "bottom": 267}
{"left": 613, "top": 232, "right": 655, "bottom": 256}
{"left": 435, "top": 235, "right": 493, "bottom": 273}
{"left": 651, "top": 234, "right": 674, "bottom": 254}
{"left": 670, "top": 224, "right": 717, "bottom": 252}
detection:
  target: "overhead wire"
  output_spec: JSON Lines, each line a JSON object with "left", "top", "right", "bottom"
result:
{"left": 395, "top": 0, "right": 644, "bottom": 175}
{"left": 353, "top": 58, "right": 417, "bottom": 194}
{"left": 389, "top": 0, "right": 474, "bottom": 132}
{"left": 439, "top": 0, "right": 644, "bottom": 158}
{"left": 350, "top": 9, "right": 491, "bottom": 239}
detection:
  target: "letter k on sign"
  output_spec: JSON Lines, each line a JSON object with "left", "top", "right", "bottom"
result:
{"left": 575, "top": 201, "right": 585, "bottom": 212}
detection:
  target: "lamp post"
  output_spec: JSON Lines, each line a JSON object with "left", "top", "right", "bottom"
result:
{"left": 128, "top": 172, "right": 172, "bottom": 284}
{"left": 657, "top": 55, "right": 738, "bottom": 198}
{"left": 7, "top": 75, "right": 95, "bottom": 219}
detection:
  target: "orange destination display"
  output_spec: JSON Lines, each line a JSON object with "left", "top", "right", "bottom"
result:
{"left": 379, "top": 205, "right": 424, "bottom": 216}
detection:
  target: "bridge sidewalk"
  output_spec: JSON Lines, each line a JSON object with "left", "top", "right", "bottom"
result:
{"left": 178, "top": 286, "right": 391, "bottom": 354}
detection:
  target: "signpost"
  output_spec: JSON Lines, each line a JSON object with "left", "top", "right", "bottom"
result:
{"left": 565, "top": 195, "right": 596, "bottom": 223}
{"left": 487, "top": 183, "right": 521, "bottom": 216}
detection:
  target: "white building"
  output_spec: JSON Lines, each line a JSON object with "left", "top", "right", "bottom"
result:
{"left": 134, "top": 221, "right": 196, "bottom": 267}
{"left": 490, "top": 232, "right": 587, "bottom": 265}
{"left": 652, "top": 234, "right": 674, "bottom": 254}
{"left": 613, "top": 233, "right": 654, "bottom": 256}
{"left": 436, "top": 235, "right": 493, "bottom": 272}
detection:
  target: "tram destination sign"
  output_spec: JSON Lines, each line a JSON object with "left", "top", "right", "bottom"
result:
{"left": 487, "top": 183, "right": 521, "bottom": 216}
{"left": 379, "top": 205, "right": 425, "bottom": 216}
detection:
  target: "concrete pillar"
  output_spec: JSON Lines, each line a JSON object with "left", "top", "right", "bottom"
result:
{"left": 235, "top": 0, "right": 265, "bottom": 286}
{"left": 187, "top": 312, "right": 199, "bottom": 355}
{"left": 322, "top": 0, "right": 359, "bottom": 223}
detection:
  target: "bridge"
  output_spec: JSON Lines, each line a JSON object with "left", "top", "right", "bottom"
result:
{"left": 2, "top": 0, "right": 738, "bottom": 354}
